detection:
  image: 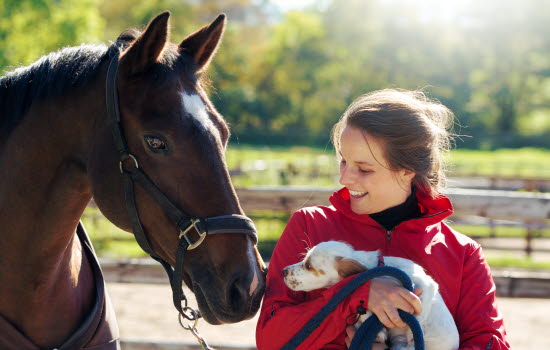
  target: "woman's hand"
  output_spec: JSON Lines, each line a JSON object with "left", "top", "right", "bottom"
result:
{"left": 345, "top": 278, "right": 422, "bottom": 348}
{"left": 368, "top": 277, "right": 422, "bottom": 328}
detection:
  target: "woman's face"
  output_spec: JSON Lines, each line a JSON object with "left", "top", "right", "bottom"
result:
{"left": 338, "top": 125, "right": 414, "bottom": 215}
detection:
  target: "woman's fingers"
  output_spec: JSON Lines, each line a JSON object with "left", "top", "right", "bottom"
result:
{"left": 367, "top": 278, "right": 423, "bottom": 328}
{"left": 375, "top": 308, "right": 397, "bottom": 328}
{"left": 386, "top": 307, "right": 407, "bottom": 328}
{"left": 399, "top": 287, "right": 423, "bottom": 315}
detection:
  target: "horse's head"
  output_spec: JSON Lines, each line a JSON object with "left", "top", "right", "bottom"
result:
{"left": 88, "top": 12, "right": 266, "bottom": 324}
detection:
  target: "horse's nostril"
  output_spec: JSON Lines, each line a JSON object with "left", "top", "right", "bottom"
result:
{"left": 229, "top": 277, "right": 248, "bottom": 312}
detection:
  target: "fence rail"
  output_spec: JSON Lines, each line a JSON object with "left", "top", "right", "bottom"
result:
{"left": 234, "top": 186, "right": 550, "bottom": 257}
{"left": 87, "top": 187, "right": 550, "bottom": 257}
{"left": 100, "top": 258, "right": 550, "bottom": 299}
{"left": 235, "top": 187, "right": 550, "bottom": 220}
{"left": 88, "top": 186, "right": 550, "bottom": 220}
{"left": 447, "top": 176, "right": 550, "bottom": 192}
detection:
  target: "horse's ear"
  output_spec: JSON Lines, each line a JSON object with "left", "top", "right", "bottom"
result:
{"left": 179, "top": 14, "right": 226, "bottom": 72}
{"left": 119, "top": 11, "right": 170, "bottom": 76}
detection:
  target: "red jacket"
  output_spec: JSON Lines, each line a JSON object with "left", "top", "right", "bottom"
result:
{"left": 256, "top": 188, "right": 509, "bottom": 350}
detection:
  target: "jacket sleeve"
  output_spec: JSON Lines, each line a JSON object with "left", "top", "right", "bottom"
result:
{"left": 256, "top": 211, "right": 371, "bottom": 350}
{"left": 456, "top": 245, "right": 510, "bottom": 349}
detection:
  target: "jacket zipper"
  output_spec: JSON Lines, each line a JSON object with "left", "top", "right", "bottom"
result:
{"left": 384, "top": 210, "right": 449, "bottom": 243}
{"left": 386, "top": 229, "right": 393, "bottom": 241}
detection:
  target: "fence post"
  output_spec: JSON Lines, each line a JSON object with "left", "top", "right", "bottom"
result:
{"left": 525, "top": 222, "right": 534, "bottom": 258}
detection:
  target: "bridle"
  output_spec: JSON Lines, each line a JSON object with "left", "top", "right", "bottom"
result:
{"left": 104, "top": 51, "right": 258, "bottom": 343}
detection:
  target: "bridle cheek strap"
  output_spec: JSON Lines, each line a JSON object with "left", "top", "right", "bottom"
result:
{"left": 106, "top": 52, "right": 258, "bottom": 320}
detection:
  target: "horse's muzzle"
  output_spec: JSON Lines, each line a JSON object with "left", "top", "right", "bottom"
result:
{"left": 192, "top": 266, "right": 266, "bottom": 324}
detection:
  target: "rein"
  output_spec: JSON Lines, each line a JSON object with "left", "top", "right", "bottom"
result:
{"left": 105, "top": 52, "right": 258, "bottom": 349}
{"left": 281, "top": 266, "right": 425, "bottom": 350}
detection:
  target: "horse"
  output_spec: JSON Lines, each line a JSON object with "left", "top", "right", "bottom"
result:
{"left": 0, "top": 11, "right": 266, "bottom": 349}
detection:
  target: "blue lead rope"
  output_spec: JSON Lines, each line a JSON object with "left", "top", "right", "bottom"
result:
{"left": 281, "top": 266, "right": 425, "bottom": 350}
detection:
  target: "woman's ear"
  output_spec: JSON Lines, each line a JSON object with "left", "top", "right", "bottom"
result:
{"left": 396, "top": 168, "right": 416, "bottom": 190}
{"left": 337, "top": 258, "right": 367, "bottom": 278}
{"left": 402, "top": 169, "right": 416, "bottom": 181}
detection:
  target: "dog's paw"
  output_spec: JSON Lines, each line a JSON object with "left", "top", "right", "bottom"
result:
{"left": 375, "top": 329, "right": 388, "bottom": 343}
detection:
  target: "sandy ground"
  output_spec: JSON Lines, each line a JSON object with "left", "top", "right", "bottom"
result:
{"left": 108, "top": 282, "right": 550, "bottom": 349}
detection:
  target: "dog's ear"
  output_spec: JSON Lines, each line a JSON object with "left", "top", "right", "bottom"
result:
{"left": 336, "top": 257, "right": 367, "bottom": 278}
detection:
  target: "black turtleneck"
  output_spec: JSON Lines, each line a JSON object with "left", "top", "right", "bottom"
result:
{"left": 369, "top": 187, "right": 421, "bottom": 231}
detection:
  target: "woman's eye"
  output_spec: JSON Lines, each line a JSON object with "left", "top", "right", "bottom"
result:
{"left": 145, "top": 136, "right": 167, "bottom": 150}
{"left": 359, "top": 169, "right": 372, "bottom": 174}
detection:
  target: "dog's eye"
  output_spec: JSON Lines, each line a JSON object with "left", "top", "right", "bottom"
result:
{"left": 305, "top": 262, "right": 312, "bottom": 270}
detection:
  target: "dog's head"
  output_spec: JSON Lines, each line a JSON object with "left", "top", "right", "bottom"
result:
{"left": 282, "top": 241, "right": 368, "bottom": 291}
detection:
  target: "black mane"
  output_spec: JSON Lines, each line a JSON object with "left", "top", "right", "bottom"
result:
{"left": 0, "top": 40, "right": 128, "bottom": 136}
{"left": 0, "top": 28, "right": 194, "bottom": 137}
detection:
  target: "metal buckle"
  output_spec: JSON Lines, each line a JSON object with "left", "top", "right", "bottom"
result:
{"left": 119, "top": 153, "right": 139, "bottom": 174}
{"left": 179, "top": 219, "right": 206, "bottom": 250}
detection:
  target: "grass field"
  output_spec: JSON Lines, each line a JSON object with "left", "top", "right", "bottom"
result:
{"left": 226, "top": 146, "right": 550, "bottom": 187}
{"left": 84, "top": 146, "right": 550, "bottom": 269}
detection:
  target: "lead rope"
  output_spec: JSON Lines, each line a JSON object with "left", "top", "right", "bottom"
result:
{"left": 281, "top": 266, "right": 424, "bottom": 350}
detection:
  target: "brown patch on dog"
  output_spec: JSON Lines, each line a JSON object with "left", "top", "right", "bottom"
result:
{"left": 303, "top": 257, "right": 326, "bottom": 277}
{"left": 308, "top": 268, "right": 325, "bottom": 276}
{"left": 336, "top": 257, "right": 367, "bottom": 277}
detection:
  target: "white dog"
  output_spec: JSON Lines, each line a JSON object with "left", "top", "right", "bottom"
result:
{"left": 283, "top": 241, "right": 459, "bottom": 350}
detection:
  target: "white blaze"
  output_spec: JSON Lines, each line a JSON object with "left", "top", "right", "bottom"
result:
{"left": 182, "top": 92, "right": 220, "bottom": 140}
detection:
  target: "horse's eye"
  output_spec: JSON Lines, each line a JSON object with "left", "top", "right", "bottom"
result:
{"left": 145, "top": 135, "right": 167, "bottom": 151}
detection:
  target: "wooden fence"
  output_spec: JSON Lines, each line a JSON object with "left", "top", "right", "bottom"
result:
{"left": 234, "top": 186, "right": 550, "bottom": 257}
{"left": 447, "top": 176, "right": 550, "bottom": 192}
{"left": 88, "top": 186, "right": 550, "bottom": 220}
{"left": 235, "top": 187, "right": 550, "bottom": 220}
{"left": 87, "top": 187, "right": 550, "bottom": 256}
{"left": 99, "top": 258, "right": 550, "bottom": 299}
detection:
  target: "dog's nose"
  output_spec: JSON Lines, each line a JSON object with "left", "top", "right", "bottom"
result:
{"left": 282, "top": 268, "right": 289, "bottom": 277}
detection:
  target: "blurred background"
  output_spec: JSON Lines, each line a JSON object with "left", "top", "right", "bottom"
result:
{"left": 1, "top": 1, "right": 549, "bottom": 348}
{"left": 2, "top": 0, "right": 549, "bottom": 276}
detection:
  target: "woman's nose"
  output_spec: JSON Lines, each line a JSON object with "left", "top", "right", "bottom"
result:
{"left": 339, "top": 166, "right": 354, "bottom": 186}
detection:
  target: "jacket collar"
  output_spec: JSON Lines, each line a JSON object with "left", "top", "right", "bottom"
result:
{"left": 329, "top": 187, "right": 453, "bottom": 231}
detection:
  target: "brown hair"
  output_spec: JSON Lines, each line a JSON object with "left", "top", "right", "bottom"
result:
{"left": 331, "top": 89, "right": 454, "bottom": 198}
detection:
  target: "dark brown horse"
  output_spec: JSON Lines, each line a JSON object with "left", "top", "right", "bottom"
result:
{"left": 0, "top": 12, "right": 266, "bottom": 349}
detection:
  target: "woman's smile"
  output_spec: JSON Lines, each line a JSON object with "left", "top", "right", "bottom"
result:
{"left": 348, "top": 190, "right": 367, "bottom": 198}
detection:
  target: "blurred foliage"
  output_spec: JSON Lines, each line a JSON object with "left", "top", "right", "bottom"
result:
{"left": 1, "top": 0, "right": 550, "bottom": 149}
{"left": 0, "top": 0, "right": 104, "bottom": 69}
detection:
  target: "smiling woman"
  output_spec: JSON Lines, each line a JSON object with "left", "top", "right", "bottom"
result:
{"left": 337, "top": 126, "right": 415, "bottom": 215}
{"left": 256, "top": 89, "right": 510, "bottom": 350}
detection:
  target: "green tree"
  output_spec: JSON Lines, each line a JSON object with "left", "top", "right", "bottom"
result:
{"left": 0, "top": 0, "right": 104, "bottom": 73}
